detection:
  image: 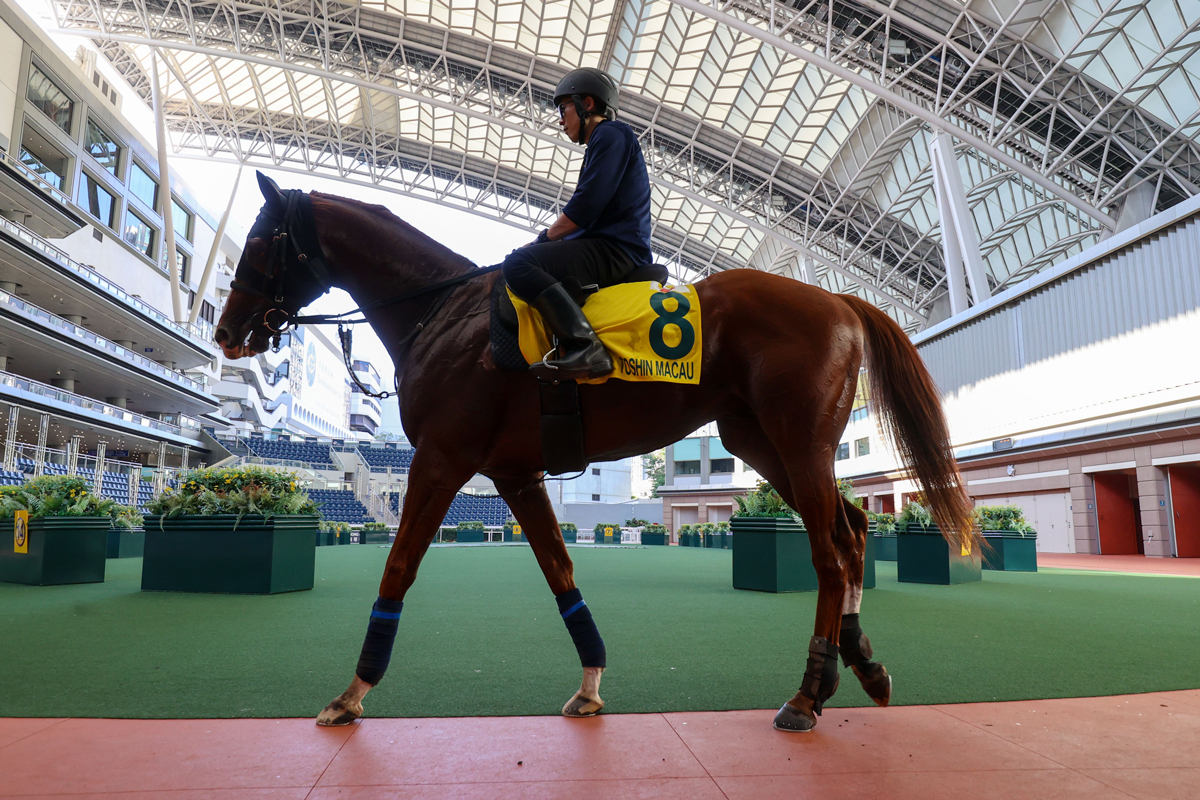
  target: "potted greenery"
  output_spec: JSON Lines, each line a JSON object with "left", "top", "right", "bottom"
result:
{"left": 360, "top": 521, "right": 391, "bottom": 545}
{"left": 440, "top": 526, "right": 458, "bottom": 543}
{"left": 109, "top": 505, "right": 148, "bottom": 559}
{"left": 456, "top": 520, "right": 486, "bottom": 543}
{"left": 977, "top": 505, "right": 1037, "bottom": 571}
{"left": 641, "top": 522, "right": 668, "bottom": 546}
{"left": 593, "top": 522, "right": 620, "bottom": 544}
{"left": 676, "top": 523, "right": 692, "bottom": 547}
{"left": 731, "top": 481, "right": 817, "bottom": 592}
{"left": 713, "top": 520, "right": 731, "bottom": 549}
{"left": 558, "top": 521, "right": 577, "bottom": 544}
{"left": 872, "top": 512, "right": 898, "bottom": 561}
{"left": 698, "top": 522, "right": 716, "bottom": 548}
{"left": 896, "top": 500, "right": 981, "bottom": 585}
{"left": 0, "top": 476, "right": 139, "bottom": 585}
{"left": 142, "top": 466, "right": 320, "bottom": 594}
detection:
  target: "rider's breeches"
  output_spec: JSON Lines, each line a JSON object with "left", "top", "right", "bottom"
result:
{"left": 502, "top": 238, "right": 636, "bottom": 301}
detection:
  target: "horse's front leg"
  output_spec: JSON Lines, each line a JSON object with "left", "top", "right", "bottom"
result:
{"left": 316, "top": 456, "right": 470, "bottom": 726}
{"left": 494, "top": 475, "right": 605, "bottom": 717}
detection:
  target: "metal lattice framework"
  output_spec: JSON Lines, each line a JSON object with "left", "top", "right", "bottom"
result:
{"left": 51, "top": 0, "right": 1200, "bottom": 330}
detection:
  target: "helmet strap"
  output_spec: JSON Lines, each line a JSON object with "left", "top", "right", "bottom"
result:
{"left": 571, "top": 94, "right": 588, "bottom": 143}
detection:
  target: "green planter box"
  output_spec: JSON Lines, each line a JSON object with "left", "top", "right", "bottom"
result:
{"left": 731, "top": 516, "right": 817, "bottom": 593}
{"left": 897, "top": 524, "right": 981, "bottom": 585}
{"left": 982, "top": 533, "right": 1038, "bottom": 572}
{"left": 874, "top": 534, "right": 898, "bottom": 561}
{"left": 677, "top": 532, "right": 691, "bottom": 547}
{"left": 360, "top": 530, "right": 391, "bottom": 545}
{"left": 1, "top": 516, "right": 109, "bottom": 585}
{"left": 863, "top": 526, "right": 876, "bottom": 589}
{"left": 107, "top": 528, "right": 145, "bottom": 559}
{"left": 456, "top": 528, "right": 486, "bottom": 543}
{"left": 641, "top": 532, "right": 668, "bottom": 546}
{"left": 142, "top": 514, "right": 318, "bottom": 594}
{"left": 338, "top": 530, "right": 359, "bottom": 545}
{"left": 719, "top": 531, "right": 730, "bottom": 550}
{"left": 316, "top": 529, "right": 338, "bottom": 547}
{"left": 561, "top": 528, "right": 577, "bottom": 544}
{"left": 594, "top": 530, "right": 616, "bottom": 544}
{"left": 703, "top": 533, "right": 718, "bottom": 549}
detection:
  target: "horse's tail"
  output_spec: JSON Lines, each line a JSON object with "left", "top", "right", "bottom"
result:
{"left": 838, "top": 295, "right": 978, "bottom": 555}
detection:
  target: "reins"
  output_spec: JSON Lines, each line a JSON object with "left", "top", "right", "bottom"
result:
{"left": 231, "top": 189, "right": 502, "bottom": 399}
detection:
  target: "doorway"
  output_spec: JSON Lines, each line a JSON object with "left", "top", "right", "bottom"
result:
{"left": 1093, "top": 472, "right": 1141, "bottom": 555}
{"left": 1168, "top": 465, "right": 1200, "bottom": 558}
{"left": 877, "top": 494, "right": 895, "bottom": 514}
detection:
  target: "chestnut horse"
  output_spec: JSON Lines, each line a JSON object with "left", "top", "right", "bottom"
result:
{"left": 216, "top": 174, "right": 975, "bottom": 731}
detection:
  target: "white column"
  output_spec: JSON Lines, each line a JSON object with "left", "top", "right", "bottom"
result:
{"left": 67, "top": 434, "right": 83, "bottom": 476}
{"left": 190, "top": 164, "right": 243, "bottom": 327}
{"left": 3, "top": 406, "right": 18, "bottom": 471}
{"left": 94, "top": 440, "right": 107, "bottom": 494}
{"left": 155, "top": 441, "right": 168, "bottom": 494}
{"left": 151, "top": 51, "right": 183, "bottom": 323}
{"left": 181, "top": 445, "right": 190, "bottom": 471}
{"left": 33, "top": 413, "right": 49, "bottom": 477}
{"left": 929, "top": 130, "right": 989, "bottom": 312}
{"left": 128, "top": 468, "right": 139, "bottom": 506}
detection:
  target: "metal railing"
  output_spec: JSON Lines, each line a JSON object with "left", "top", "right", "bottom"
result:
{"left": 0, "top": 288, "right": 205, "bottom": 392}
{"left": 0, "top": 150, "right": 74, "bottom": 208}
{"left": 0, "top": 369, "right": 202, "bottom": 436}
{"left": 0, "top": 212, "right": 216, "bottom": 349}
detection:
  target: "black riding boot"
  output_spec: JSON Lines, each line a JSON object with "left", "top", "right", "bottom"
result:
{"left": 529, "top": 283, "right": 613, "bottom": 381}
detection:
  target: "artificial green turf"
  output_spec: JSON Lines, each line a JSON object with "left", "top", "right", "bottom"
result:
{"left": 1, "top": 545, "right": 1196, "bottom": 719}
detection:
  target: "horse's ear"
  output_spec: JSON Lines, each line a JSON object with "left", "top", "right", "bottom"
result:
{"left": 257, "top": 171, "right": 284, "bottom": 213}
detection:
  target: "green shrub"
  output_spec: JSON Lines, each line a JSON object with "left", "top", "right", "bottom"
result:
{"left": 976, "top": 505, "right": 1034, "bottom": 533}
{"left": 146, "top": 466, "right": 316, "bottom": 525}
{"left": 897, "top": 501, "right": 934, "bottom": 530}
{"left": 361, "top": 521, "right": 389, "bottom": 531}
{"left": 624, "top": 517, "right": 650, "bottom": 527}
{"left": 319, "top": 520, "right": 351, "bottom": 536}
{"left": 872, "top": 512, "right": 897, "bottom": 535}
{"left": 678, "top": 523, "right": 692, "bottom": 534}
{"left": 644, "top": 522, "right": 667, "bottom": 535}
{"left": 734, "top": 481, "right": 794, "bottom": 518}
{"left": 559, "top": 522, "right": 577, "bottom": 534}
{"left": 0, "top": 475, "right": 142, "bottom": 529}
{"left": 593, "top": 522, "right": 621, "bottom": 536}
{"left": 837, "top": 478, "right": 858, "bottom": 504}
{"left": 698, "top": 522, "right": 715, "bottom": 534}
{"left": 714, "top": 521, "right": 730, "bottom": 533}
{"left": 457, "top": 520, "right": 484, "bottom": 532}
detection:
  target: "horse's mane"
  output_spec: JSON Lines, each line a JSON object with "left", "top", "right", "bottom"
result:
{"left": 312, "top": 192, "right": 478, "bottom": 273}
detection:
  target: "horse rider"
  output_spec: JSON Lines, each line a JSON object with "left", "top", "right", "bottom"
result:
{"left": 501, "top": 67, "right": 654, "bottom": 381}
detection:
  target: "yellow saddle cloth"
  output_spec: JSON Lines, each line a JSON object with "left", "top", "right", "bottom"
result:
{"left": 508, "top": 281, "right": 703, "bottom": 385}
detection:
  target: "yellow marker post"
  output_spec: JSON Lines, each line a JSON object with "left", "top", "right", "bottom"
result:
{"left": 14, "top": 510, "right": 28, "bottom": 554}
{"left": 513, "top": 524, "right": 522, "bottom": 541}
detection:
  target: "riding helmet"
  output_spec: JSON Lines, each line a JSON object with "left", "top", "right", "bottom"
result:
{"left": 553, "top": 68, "right": 620, "bottom": 121}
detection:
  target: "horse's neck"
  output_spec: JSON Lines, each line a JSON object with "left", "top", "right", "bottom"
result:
{"left": 316, "top": 196, "right": 476, "bottom": 365}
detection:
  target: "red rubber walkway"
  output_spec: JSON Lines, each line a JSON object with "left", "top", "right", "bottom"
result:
{"left": 2, "top": 689, "right": 1198, "bottom": 799}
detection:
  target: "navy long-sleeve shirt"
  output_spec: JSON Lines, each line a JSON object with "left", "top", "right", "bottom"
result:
{"left": 561, "top": 120, "right": 654, "bottom": 265}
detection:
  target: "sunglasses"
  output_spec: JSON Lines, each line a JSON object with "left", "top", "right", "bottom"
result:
{"left": 557, "top": 103, "right": 569, "bottom": 120}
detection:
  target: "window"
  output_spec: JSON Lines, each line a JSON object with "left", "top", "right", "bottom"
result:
{"left": 85, "top": 119, "right": 120, "bottom": 175}
{"left": 710, "top": 457, "right": 735, "bottom": 474}
{"left": 592, "top": 468, "right": 600, "bottom": 476}
{"left": 591, "top": 494, "right": 600, "bottom": 502}
{"left": 80, "top": 172, "right": 115, "bottom": 227}
{"left": 26, "top": 65, "right": 74, "bottom": 134}
{"left": 855, "top": 437, "right": 870, "bottom": 457}
{"left": 850, "top": 406, "right": 869, "bottom": 423}
{"left": 129, "top": 162, "right": 158, "bottom": 209}
{"left": 835, "top": 442, "right": 850, "bottom": 461}
{"left": 675, "top": 460, "right": 701, "bottom": 475}
{"left": 171, "top": 198, "right": 193, "bottom": 242}
{"left": 122, "top": 209, "right": 155, "bottom": 256}
{"left": 18, "top": 126, "right": 69, "bottom": 190}
{"left": 162, "top": 246, "right": 189, "bottom": 282}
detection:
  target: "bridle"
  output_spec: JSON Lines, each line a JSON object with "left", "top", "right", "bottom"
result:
{"left": 229, "top": 188, "right": 501, "bottom": 399}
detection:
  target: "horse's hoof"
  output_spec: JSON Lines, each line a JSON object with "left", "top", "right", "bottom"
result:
{"left": 316, "top": 698, "right": 362, "bottom": 727}
{"left": 773, "top": 702, "right": 816, "bottom": 732}
{"left": 562, "top": 694, "right": 604, "bottom": 717}
{"left": 857, "top": 665, "right": 892, "bottom": 707}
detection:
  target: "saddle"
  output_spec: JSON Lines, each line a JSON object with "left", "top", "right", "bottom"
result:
{"left": 490, "top": 263, "right": 669, "bottom": 475}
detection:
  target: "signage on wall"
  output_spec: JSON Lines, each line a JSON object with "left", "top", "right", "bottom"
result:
{"left": 992, "top": 437, "right": 1014, "bottom": 451}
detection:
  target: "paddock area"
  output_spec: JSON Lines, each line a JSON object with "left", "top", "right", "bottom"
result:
{"left": 2, "top": 546, "right": 1197, "bottom": 721}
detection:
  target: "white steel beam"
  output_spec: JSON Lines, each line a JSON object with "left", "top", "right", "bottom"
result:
{"left": 929, "top": 130, "right": 989, "bottom": 307}
{"left": 151, "top": 51, "right": 184, "bottom": 322}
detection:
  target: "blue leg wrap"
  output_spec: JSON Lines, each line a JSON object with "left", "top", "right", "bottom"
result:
{"left": 355, "top": 597, "right": 403, "bottom": 686}
{"left": 556, "top": 588, "right": 606, "bottom": 668}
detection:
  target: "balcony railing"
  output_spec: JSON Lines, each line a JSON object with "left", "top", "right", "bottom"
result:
{"left": 0, "top": 213, "right": 216, "bottom": 351}
{"left": 0, "top": 288, "right": 206, "bottom": 393}
{"left": 0, "top": 369, "right": 202, "bottom": 435}
{"left": 0, "top": 150, "right": 74, "bottom": 209}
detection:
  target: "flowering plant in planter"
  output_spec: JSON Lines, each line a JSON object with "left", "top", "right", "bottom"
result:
{"left": 643, "top": 523, "right": 667, "bottom": 535}
{"left": 869, "top": 511, "right": 897, "bottom": 535}
{"left": 145, "top": 465, "right": 317, "bottom": 527}
{"left": 0, "top": 475, "right": 141, "bottom": 528}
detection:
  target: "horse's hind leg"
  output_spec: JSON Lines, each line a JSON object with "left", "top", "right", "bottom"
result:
{"left": 493, "top": 475, "right": 605, "bottom": 717}
{"left": 837, "top": 496, "right": 891, "bottom": 707}
{"left": 316, "top": 454, "right": 471, "bottom": 726}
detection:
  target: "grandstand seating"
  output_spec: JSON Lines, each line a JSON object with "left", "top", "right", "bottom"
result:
{"left": 358, "top": 446, "right": 415, "bottom": 473}
{"left": 309, "top": 489, "right": 374, "bottom": 525}
{"left": 389, "top": 491, "right": 510, "bottom": 526}
{"left": 11, "top": 458, "right": 157, "bottom": 508}
{"left": 0, "top": 469, "right": 24, "bottom": 486}
{"left": 244, "top": 437, "right": 335, "bottom": 466}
